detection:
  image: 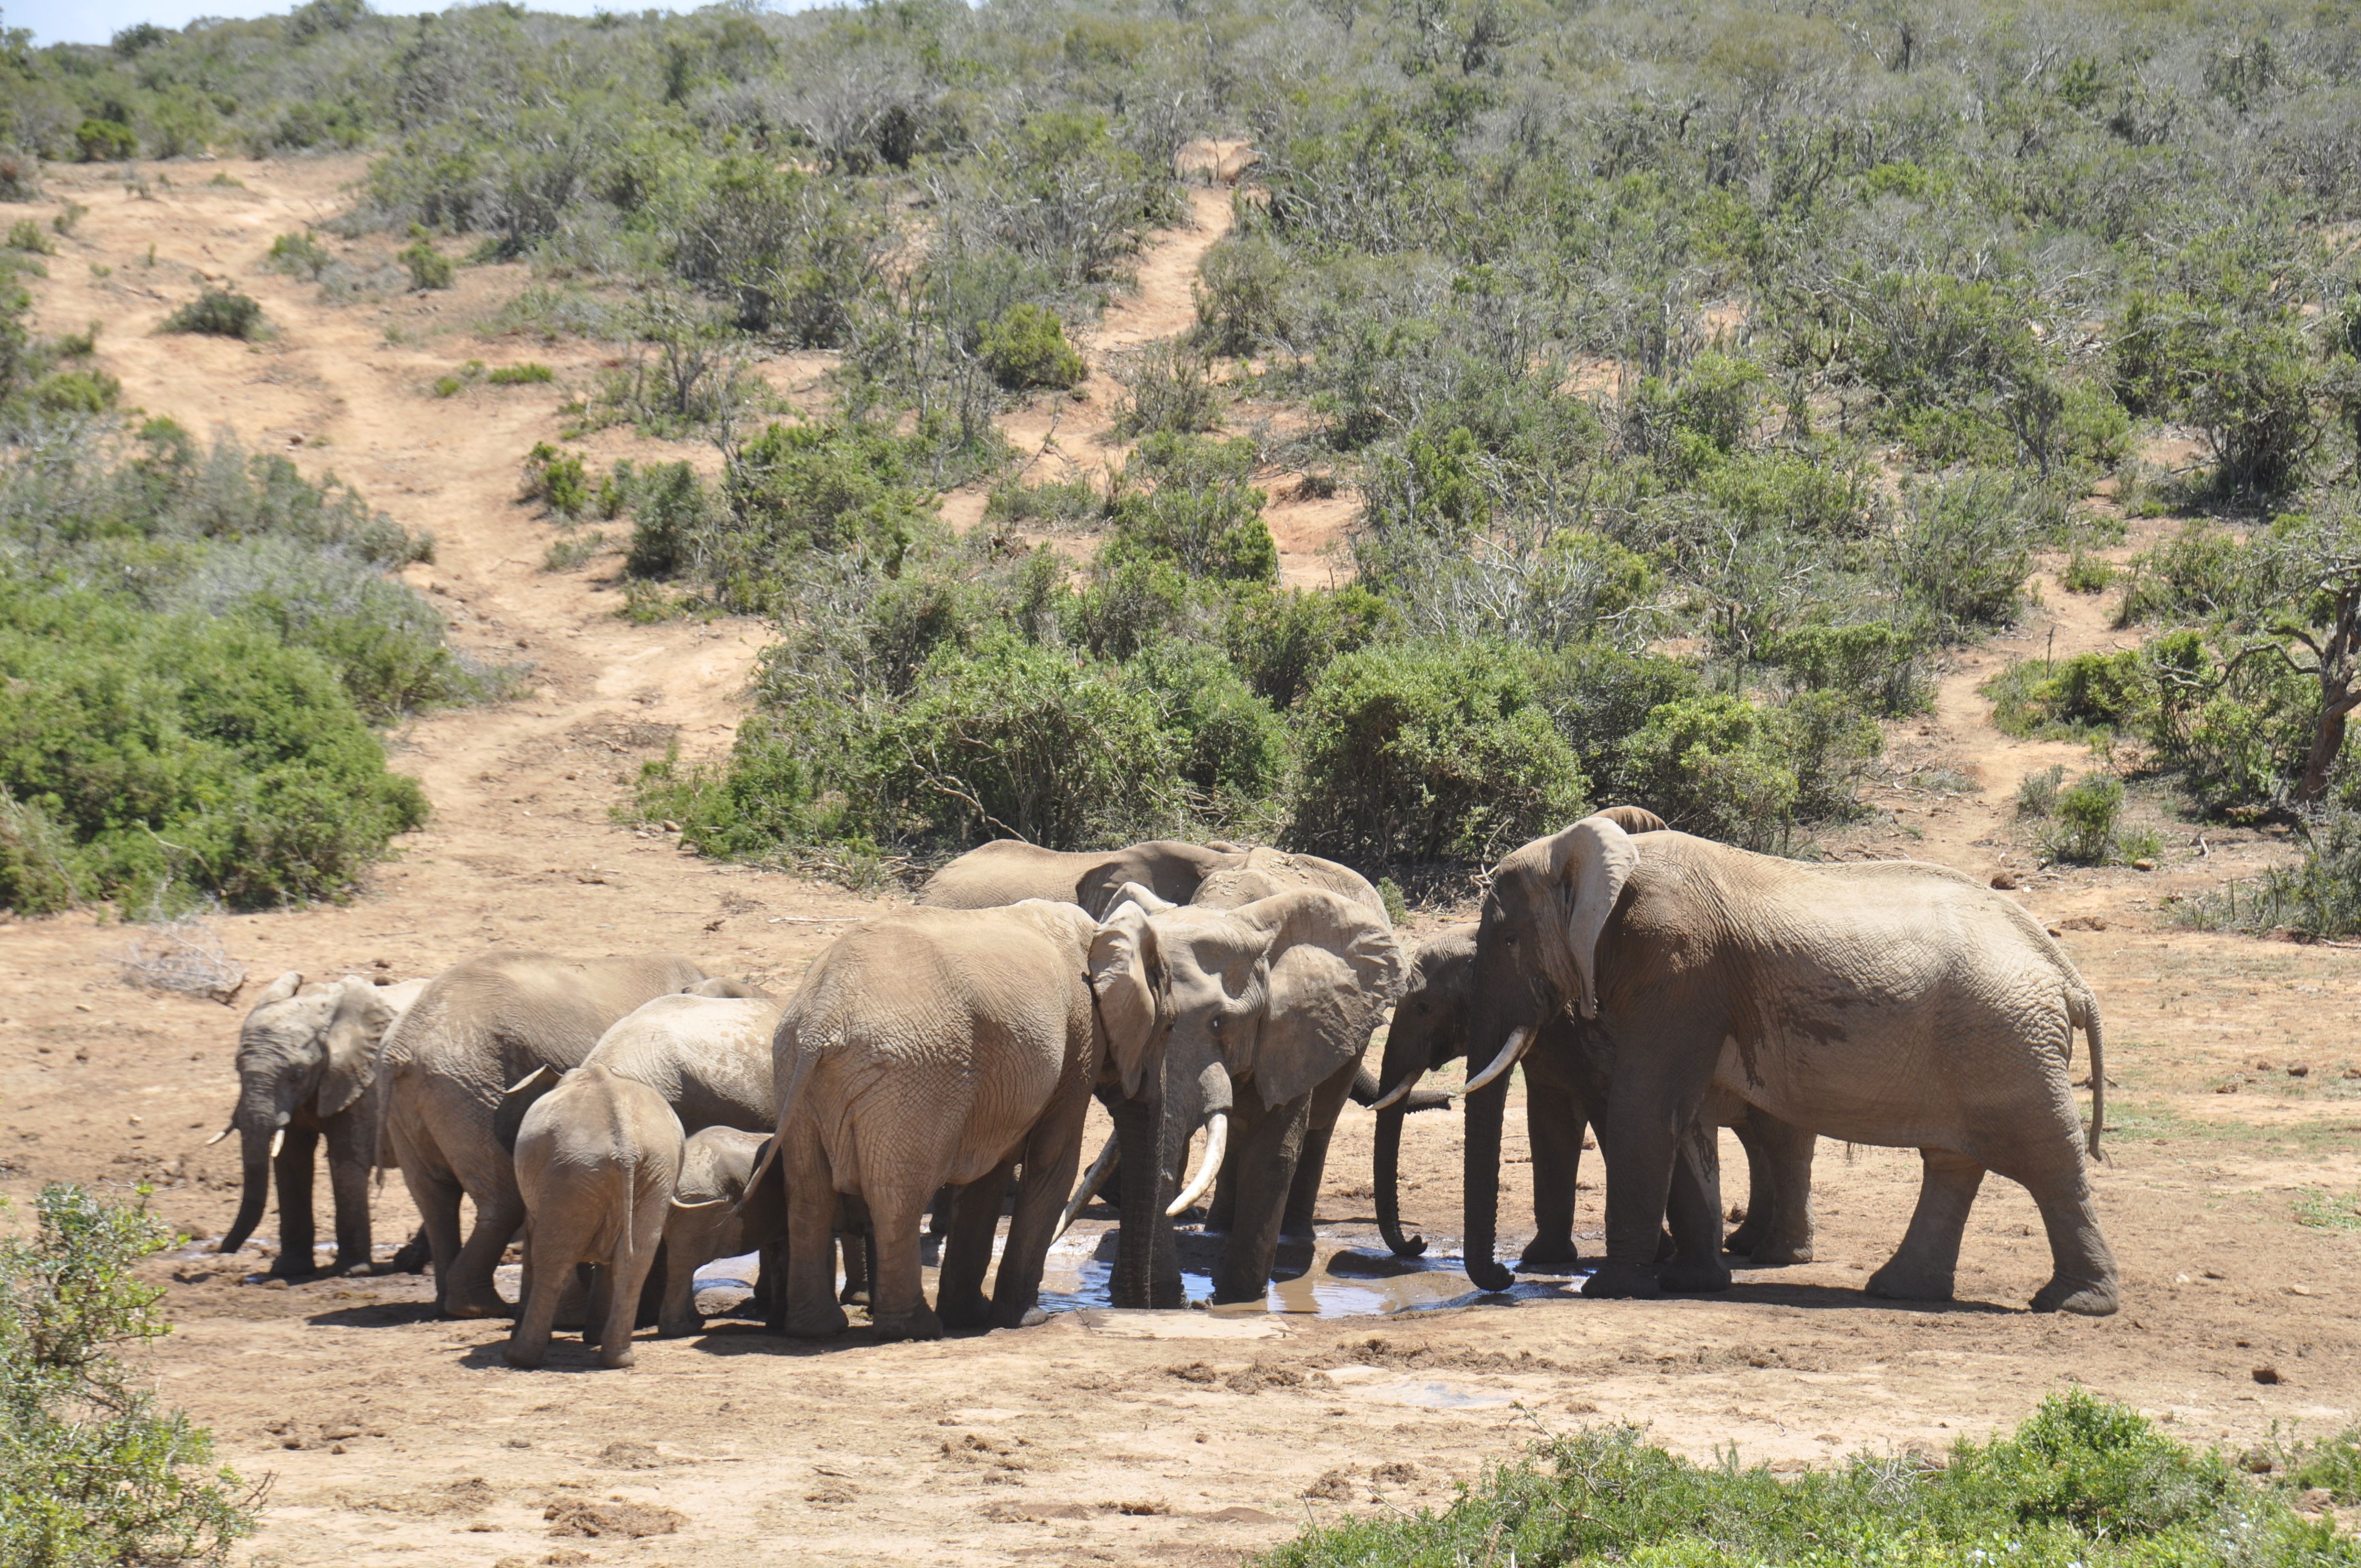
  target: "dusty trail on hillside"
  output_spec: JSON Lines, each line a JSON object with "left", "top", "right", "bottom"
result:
{"left": 4, "top": 159, "right": 2361, "bottom": 1568}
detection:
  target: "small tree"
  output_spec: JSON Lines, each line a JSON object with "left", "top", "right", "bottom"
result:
{"left": 2245, "top": 509, "right": 2361, "bottom": 804}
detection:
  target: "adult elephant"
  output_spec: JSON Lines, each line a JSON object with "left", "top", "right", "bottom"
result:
{"left": 515, "top": 992, "right": 781, "bottom": 1138}
{"left": 214, "top": 972, "right": 428, "bottom": 1277}
{"left": 1368, "top": 922, "right": 1818, "bottom": 1273}
{"left": 916, "top": 837, "right": 1247, "bottom": 916}
{"left": 1091, "top": 886, "right": 1401, "bottom": 1308}
{"left": 1458, "top": 813, "right": 2117, "bottom": 1314}
{"left": 378, "top": 950, "right": 718, "bottom": 1317}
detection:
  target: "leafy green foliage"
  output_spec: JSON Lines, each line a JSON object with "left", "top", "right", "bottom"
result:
{"left": 264, "top": 230, "right": 333, "bottom": 280}
{"left": 396, "top": 227, "right": 454, "bottom": 291}
{"left": 2198, "top": 806, "right": 2361, "bottom": 938}
{"left": 161, "top": 290, "right": 266, "bottom": 341}
{"left": 520, "top": 442, "right": 591, "bottom": 520}
{"left": 0, "top": 1186, "right": 256, "bottom": 1567}
{"left": 2043, "top": 773, "right": 2128, "bottom": 865}
{"left": 1106, "top": 433, "right": 1275, "bottom": 584}
{"left": 1264, "top": 1390, "right": 2342, "bottom": 1568}
{"left": 980, "top": 303, "right": 1083, "bottom": 391}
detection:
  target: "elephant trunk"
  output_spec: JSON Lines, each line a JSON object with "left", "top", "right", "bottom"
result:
{"left": 1461, "top": 1073, "right": 1515, "bottom": 1292}
{"left": 1374, "top": 1107, "right": 1422, "bottom": 1257}
{"left": 1107, "top": 1092, "right": 1164, "bottom": 1309}
{"left": 219, "top": 1124, "right": 274, "bottom": 1255}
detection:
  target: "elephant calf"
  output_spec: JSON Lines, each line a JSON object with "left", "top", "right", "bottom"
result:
{"left": 659, "top": 1127, "right": 785, "bottom": 1339}
{"left": 507, "top": 1066, "right": 683, "bottom": 1370}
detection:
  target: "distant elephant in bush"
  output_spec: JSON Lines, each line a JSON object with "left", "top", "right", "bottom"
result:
{"left": 216, "top": 971, "right": 428, "bottom": 1277}
{"left": 1368, "top": 921, "right": 1818, "bottom": 1272}
{"left": 658, "top": 1126, "right": 785, "bottom": 1339}
{"left": 1093, "top": 884, "right": 1402, "bottom": 1308}
{"left": 1459, "top": 813, "right": 2117, "bottom": 1313}
{"left": 916, "top": 837, "right": 1248, "bottom": 917}
{"left": 378, "top": 950, "right": 718, "bottom": 1317}
{"left": 764, "top": 901, "right": 1156, "bottom": 1340}
{"left": 505, "top": 1065, "right": 683, "bottom": 1370}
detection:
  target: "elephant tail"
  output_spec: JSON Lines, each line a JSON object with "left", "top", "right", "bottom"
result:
{"left": 742, "top": 1032, "right": 817, "bottom": 1212}
{"left": 2069, "top": 985, "right": 2104, "bottom": 1162}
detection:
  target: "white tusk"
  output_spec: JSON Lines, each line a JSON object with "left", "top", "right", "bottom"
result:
{"left": 1461, "top": 1026, "right": 1533, "bottom": 1095}
{"left": 668, "top": 1197, "right": 728, "bottom": 1213}
{"left": 269, "top": 1129, "right": 285, "bottom": 1159}
{"left": 204, "top": 1125, "right": 235, "bottom": 1146}
{"left": 504, "top": 1065, "right": 554, "bottom": 1095}
{"left": 1166, "top": 1113, "right": 1227, "bottom": 1217}
{"left": 1052, "top": 1138, "right": 1121, "bottom": 1242}
{"left": 1367, "top": 1075, "right": 1417, "bottom": 1112}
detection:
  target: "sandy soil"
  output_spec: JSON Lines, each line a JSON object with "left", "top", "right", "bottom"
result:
{"left": 4, "top": 157, "right": 2361, "bottom": 1568}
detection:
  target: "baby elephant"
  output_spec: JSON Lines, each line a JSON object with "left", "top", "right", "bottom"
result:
{"left": 506, "top": 1066, "right": 682, "bottom": 1370}
{"left": 658, "top": 1127, "right": 786, "bottom": 1339}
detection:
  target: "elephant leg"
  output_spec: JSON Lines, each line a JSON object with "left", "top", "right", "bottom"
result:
{"left": 1211, "top": 1091, "right": 1311, "bottom": 1306}
{"left": 1865, "top": 1150, "right": 1984, "bottom": 1302}
{"left": 1739, "top": 1112, "right": 1817, "bottom": 1265}
{"left": 1517, "top": 1077, "right": 1587, "bottom": 1274}
{"left": 991, "top": 1093, "right": 1089, "bottom": 1329}
{"left": 1660, "top": 1118, "right": 1731, "bottom": 1293}
{"left": 1583, "top": 1022, "right": 1721, "bottom": 1300}
{"left": 600, "top": 1186, "right": 669, "bottom": 1368}
{"left": 323, "top": 1118, "right": 374, "bottom": 1275}
{"left": 633, "top": 1240, "right": 668, "bottom": 1330}
{"left": 1999, "top": 1133, "right": 2120, "bottom": 1317}
{"left": 269, "top": 1128, "right": 320, "bottom": 1277}
{"left": 1280, "top": 1063, "right": 1357, "bottom": 1239}
{"left": 837, "top": 1193, "right": 873, "bottom": 1305}
{"left": 781, "top": 1125, "right": 848, "bottom": 1338}
{"left": 926, "top": 1185, "right": 956, "bottom": 1243}
{"left": 657, "top": 1227, "right": 707, "bottom": 1338}
{"left": 400, "top": 1161, "right": 466, "bottom": 1311}
{"left": 937, "top": 1158, "right": 1016, "bottom": 1331}
{"left": 386, "top": 1224, "right": 431, "bottom": 1275}
{"left": 866, "top": 1182, "right": 942, "bottom": 1342}
{"left": 502, "top": 1223, "right": 563, "bottom": 1369}
{"left": 1723, "top": 1109, "right": 1770, "bottom": 1258}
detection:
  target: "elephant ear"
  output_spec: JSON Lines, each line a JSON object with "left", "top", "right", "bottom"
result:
{"left": 315, "top": 976, "right": 395, "bottom": 1117}
{"left": 1546, "top": 814, "right": 1642, "bottom": 1020}
{"left": 1230, "top": 890, "right": 1404, "bottom": 1110}
{"left": 1108, "top": 880, "right": 1177, "bottom": 915}
{"left": 253, "top": 970, "right": 303, "bottom": 1009}
{"left": 1088, "top": 902, "right": 1163, "bottom": 1098}
{"left": 1595, "top": 804, "right": 1667, "bottom": 836}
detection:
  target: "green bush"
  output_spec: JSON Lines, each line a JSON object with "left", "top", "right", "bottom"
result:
{"left": 1625, "top": 694, "right": 1800, "bottom": 850}
{"left": 162, "top": 290, "right": 267, "bottom": 341}
{"left": 632, "top": 725, "right": 828, "bottom": 863}
{"left": 1265, "top": 1390, "right": 2320, "bottom": 1568}
{"left": 263, "top": 230, "right": 333, "bottom": 279}
{"left": 2018, "top": 764, "right": 2065, "bottom": 818}
{"left": 1986, "top": 651, "right": 2147, "bottom": 738}
{"left": 1125, "top": 641, "right": 1286, "bottom": 819}
{"left": 709, "top": 418, "right": 936, "bottom": 609}
{"left": 31, "top": 368, "right": 119, "bottom": 415}
{"left": 2043, "top": 772, "right": 2126, "bottom": 864}
{"left": 521, "top": 442, "right": 591, "bottom": 519}
{"left": 986, "top": 472, "right": 1102, "bottom": 531}
{"left": 978, "top": 302, "right": 1084, "bottom": 390}
{"left": 5, "top": 219, "right": 53, "bottom": 257}
{"left": 75, "top": 118, "right": 137, "bottom": 162}
{"left": 0, "top": 1185, "right": 256, "bottom": 1566}
{"left": 1105, "top": 433, "right": 1275, "bottom": 583}
{"left": 1289, "top": 641, "right": 1587, "bottom": 864}
{"left": 487, "top": 361, "right": 553, "bottom": 385}
{"left": 1193, "top": 232, "right": 1294, "bottom": 357}
{"left": 1221, "top": 584, "right": 1390, "bottom": 709}
{"left": 1114, "top": 341, "right": 1222, "bottom": 437}
{"left": 1766, "top": 621, "right": 1929, "bottom": 717}
{"left": 2117, "top": 522, "right": 2248, "bottom": 625}
{"left": 625, "top": 460, "right": 711, "bottom": 579}
{"left": 1890, "top": 472, "right": 2035, "bottom": 633}
{"left": 396, "top": 228, "right": 454, "bottom": 291}
{"left": 2199, "top": 806, "right": 2361, "bottom": 939}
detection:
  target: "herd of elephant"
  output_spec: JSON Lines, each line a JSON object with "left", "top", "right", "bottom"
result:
{"left": 212, "top": 807, "right": 2121, "bottom": 1370}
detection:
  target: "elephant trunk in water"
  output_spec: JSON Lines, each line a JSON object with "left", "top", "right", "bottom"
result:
{"left": 1373, "top": 1106, "right": 1421, "bottom": 1257}
{"left": 1460, "top": 1071, "right": 1515, "bottom": 1292}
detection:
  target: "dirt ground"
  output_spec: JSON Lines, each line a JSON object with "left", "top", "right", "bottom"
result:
{"left": 5, "top": 155, "right": 2361, "bottom": 1568}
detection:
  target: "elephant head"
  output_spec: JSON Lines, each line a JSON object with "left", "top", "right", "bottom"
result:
{"left": 1092, "top": 888, "right": 1401, "bottom": 1305}
{"left": 1456, "top": 810, "right": 1646, "bottom": 1288}
{"left": 216, "top": 972, "right": 403, "bottom": 1256}
{"left": 1367, "top": 924, "right": 1477, "bottom": 1257}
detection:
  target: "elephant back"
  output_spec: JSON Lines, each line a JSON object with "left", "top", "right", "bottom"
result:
{"left": 584, "top": 993, "right": 781, "bottom": 1135}
{"left": 1194, "top": 848, "right": 1387, "bottom": 925}
{"left": 384, "top": 950, "right": 712, "bottom": 1093}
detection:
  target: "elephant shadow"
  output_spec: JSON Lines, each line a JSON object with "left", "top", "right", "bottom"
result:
{"left": 304, "top": 1299, "right": 444, "bottom": 1329}
{"left": 1702, "top": 1277, "right": 2022, "bottom": 1315}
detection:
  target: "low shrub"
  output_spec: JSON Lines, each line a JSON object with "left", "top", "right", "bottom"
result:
{"left": 75, "top": 118, "right": 137, "bottom": 162}
{"left": 521, "top": 442, "right": 592, "bottom": 519}
{"left": 162, "top": 289, "right": 266, "bottom": 341}
{"left": 1125, "top": 641, "right": 1286, "bottom": 822}
{"left": 625, "top": 461, "right": 712, "bottom": 580}
{"left": 264, "top": 230, "right": 333, "bottom": 279}
{"left": 2040, "top": 772, "right": 2134, "bottom": 865}
{"left": 986, "top": 472, "right": 1102, "bottom": 531}
{"left": 488, "top": 361, "right": 553, "bottom": 385}
{"left": 1221, "top": 584, "right": 1390, "bottom": 710}
{"left": 396, "top": 228, "right": 454, "bottom": 291}
{"left": 1114, "top": 341, "right": 1221, "bottom": 437}
{"left": 1986, "top": 651, "right": 2147, "bottom": 738}
{"left": 0, "top": 1185, "right": 257, "bottom": 1566}
{"left": 2017, "top": 764, "right": 2065, "bottom": 819}
{"left": 1266, "top": 1390, "right": 2319, "bottom": 1568}
{"left": 979, "top": 302, "right": 1084, "bottom": 390}
{"left": 2197, "top": 805, "right": 2361, "bottom": 938}
{"left": 1890, "top": 471, "right": 2036, "bottom": 634}
{"left": 1105, "top": 432, "right": 1274, "bottom": 583}
{"left": 1288, "top": 641, "right": 1588, "bottom": 865}
{"left": 6, "top": 219, "right": 54, "bottom": 257}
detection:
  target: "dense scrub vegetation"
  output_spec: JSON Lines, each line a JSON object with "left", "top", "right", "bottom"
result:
{"left": 0, "top": 287, "right": 483, "bottom": 913}
{"left": 1264, "top": 1390, "right": 2361, "bottom": 1568}
{"left": 1, "top": 1185, "right": 256, "bottom": 1566}
{"left": 11, "top": 0, "right": 2361, "bottom": 879}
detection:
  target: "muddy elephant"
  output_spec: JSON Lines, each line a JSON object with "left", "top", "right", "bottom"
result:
{"left": 215, "top": 971, "right": 428, "bottom": 1277}
{"left": 1369, "top": 922, "right": 1818, "bottom": 1275}
{"left": 659, "top": 1126, "right": 785, "bottom": 1338}
{"left": 1460, "top": 813, "right": 2118, "bottom": 1314}
{"left": 378, "top": 950, "right": 716, "bottom": 1317}
{"left": 764, "top": 900, "right": 1157, "bottom": 1340}
{"left": 505, "top": 1065, "right": 683, "bottom": 1369}
{"left": 916, "top": 837, "right": 1247, "bottom": 916}
{"left": 1092, "top": 885, "right": 1402, "bottom": 1308}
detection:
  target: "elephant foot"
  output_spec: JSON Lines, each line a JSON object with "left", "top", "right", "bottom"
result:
{"left": 2031, "top": 1276, "right": 2120, "bottom": 1317}
{"left": 1724, "top": 1220, "right": 1764, "bottom": 1257}
{"left": 1653, "top": 1230, "right": 1677, "bottom": 1264}
{"left": 1658, "top": 1260, "right": 1731, "bottom": 1293}
{"left": 386, "top": 1238, "right": 431, "bottom": 1275}
{"left": 442, "top": 1292, "right": 516, "bottom": 1321}
{"left": 1515, "top": 1239, "right": 1582, "bottom": 1276}
{"left": 1580, "top": 1261, "right": 1663, "bottom": 1300}
{"left": 501, "top": 1341, "right": 545, "bottom": 1370}
{"left": 657, "top": 1313, "right": 704, "bottom": 1339}
{"left": 1864, "top": 1259, "right": 1955, "bottom": 1302}
{"left": 786, "top": 1303, "right": 850, "bottom": 1338}
{"left": 599, "top": 1344, "right": 637, "bottom": 1369}
{"left": 937, "top": 1291, "right": 993, "bottom": 1331}
{"left": 872, "top": 1304, "right": 944, "bottom": 1342}
{"left": 1736, "top": 1238, "right": 1814, "bottom": 1267}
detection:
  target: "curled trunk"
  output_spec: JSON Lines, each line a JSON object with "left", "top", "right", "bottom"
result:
{"left": 1374, "top": 1107, "right": 1423, "bottom": 1256}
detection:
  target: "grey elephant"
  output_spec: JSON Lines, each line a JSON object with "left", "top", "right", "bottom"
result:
{"left": 763, "top": 900, "right": 1157, "bottom": 1340}
{"left": 215, "top": 971, "right": 427, "bottom": 1277}
{"left": 1368, "top": 921, "right": 1818, "bottom": 1274}
{"left": 505, "top": 1065, "right": 683, "bottom": 1369}
{"left": 378, "top": 950, "right": 716, "bottom": 1317}
{"left": 659, "top": 1126, "right": 785, "bottom": 1338}
{"left": 1091, "top": 885, "right": 1402, "bottom": 1308}
{"left": 916, "top": 837, "right": 1248, "bottom": 916}
{"left": 1460, "top": 813, "right": 2117, "bottom": 1314}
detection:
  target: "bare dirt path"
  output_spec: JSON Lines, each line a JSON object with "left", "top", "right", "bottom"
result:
{"left": 6, "top": 162, "right": 2361, "bottom": 1568}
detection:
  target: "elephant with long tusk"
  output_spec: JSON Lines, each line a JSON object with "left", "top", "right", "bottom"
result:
{"left": 215, "top": 970, "right": 429, "bottom": 1277}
